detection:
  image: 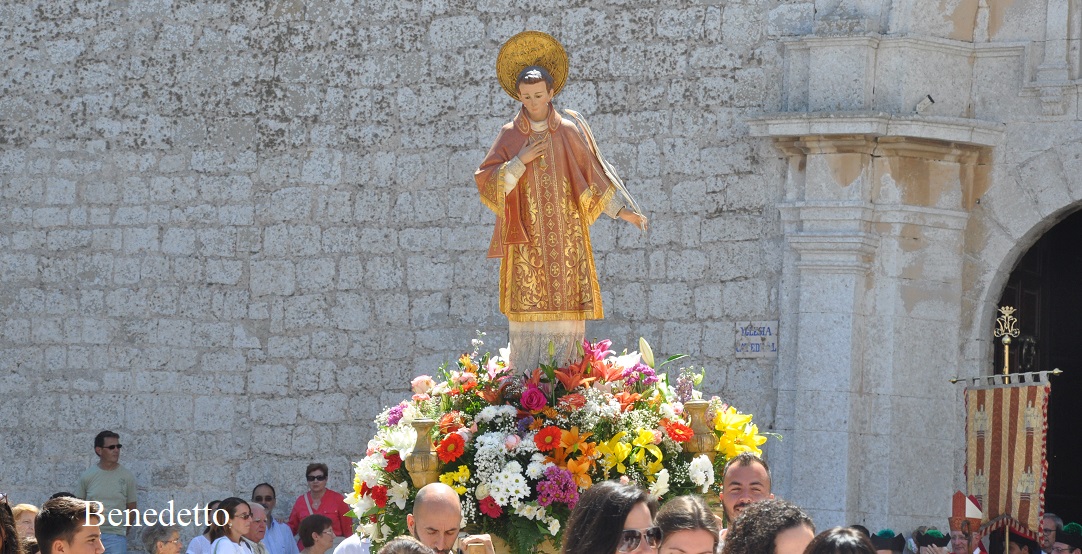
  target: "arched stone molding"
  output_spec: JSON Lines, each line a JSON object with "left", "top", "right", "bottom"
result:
{"left": 961, "top": 142, "right": 1082, "bottom": 378}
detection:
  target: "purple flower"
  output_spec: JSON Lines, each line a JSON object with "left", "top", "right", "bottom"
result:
{"left": 675, "top": 373, "right": 694, "bottom": 403}
{"left": 622, "top": 362, "right": 658, "bottom": 387}
{"left": 520, "top": 385, "right": 547, "bottom": 411}
{"left": 537, "top": 466, "right": 579, "bottom": 508}
{"left": 517, "top": 416, "right": 534, "bottom": 433}
{"left": 387, "top": 403, "right": 406, "bottom": 426}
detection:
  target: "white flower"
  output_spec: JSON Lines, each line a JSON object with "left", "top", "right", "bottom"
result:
{"left": 475, "top": 483, "right": 490, "bottom": 499}
{"left": 608, "top": 351, "right": 641, "bottom": 370}
{"left": 547, "top": 517, "right": 561, "bottom": 535}
{"left": 659, "top": 402, "right": 677, "bottom": 421}
{"left": 649, "top": 468, "right": 670, "bottom": 498}
{"left": 389, "top": 480, "right": 411, "bottom": 510}
{"left": 689, "top": 455, "right": 715, "bottom": 493}
{"left": 526, "top": 460, "right": 547, "bottom": 479}
{"left": 380, "top": 425, "right": 417, "bottom": 459}
{"left": 355, "top": 456, "right": 383, "bottom": 488}
{"left": 352, "top": 494, "right": 376, "bottom": 519}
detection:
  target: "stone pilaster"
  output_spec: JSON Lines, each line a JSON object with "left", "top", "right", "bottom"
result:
{"left": 751, "top": 115, "right": 1000, "bottom": 529}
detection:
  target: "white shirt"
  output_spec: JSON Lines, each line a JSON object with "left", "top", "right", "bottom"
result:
{"left": 188, "top": 535, "right": 212, "bottom": 554}
{"left": 210, "top": 537, "right": 251, "bottom": 554}
{"left": 332, "top": 534, "right": 369, "bottom": 554}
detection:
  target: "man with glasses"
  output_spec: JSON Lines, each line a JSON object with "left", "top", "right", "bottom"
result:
{"left": 1042, "top": 514, "right": 1064, "bottom": 554}
{"left": 1051, "top": 523, "right": 1082, "bottom": 554}
{"left": 242, "top": 503, "right": 269, "bottom": 554}
{"left": 252, "top": 484, "right": 297, "bottom": 554}
{"left": 75, "top": 431, "right": 137, "bottom": 554}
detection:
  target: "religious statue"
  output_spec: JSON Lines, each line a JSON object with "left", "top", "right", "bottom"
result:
{"left": 475, "top": 31, "right": 647, "bottom": 371}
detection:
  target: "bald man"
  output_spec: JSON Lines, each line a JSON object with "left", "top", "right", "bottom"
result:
{"left": 407, "top": 483, "right": 493, "bottom": 554}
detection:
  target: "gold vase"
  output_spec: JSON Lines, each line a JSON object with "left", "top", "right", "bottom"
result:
{"left": 404, "top": 419, "right": 440, "bottom": 488}
{"left": 682, "top": 399, "right": 717, "bottom": 462}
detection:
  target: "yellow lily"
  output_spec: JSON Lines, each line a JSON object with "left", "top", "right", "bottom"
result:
{"left": 597, "top": 431, "right": 631, "bottom": 474}
{"left": 630, "top": 429, "right": 664, "bottom": 475}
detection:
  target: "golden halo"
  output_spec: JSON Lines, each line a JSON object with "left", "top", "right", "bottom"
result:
{"left": 496, "top": 31, "right": 568, "bottom": 101}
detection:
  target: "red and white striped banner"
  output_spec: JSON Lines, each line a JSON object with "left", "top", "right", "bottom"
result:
{"left": 965, "top": 383, "right": 1049, "bottom": 534}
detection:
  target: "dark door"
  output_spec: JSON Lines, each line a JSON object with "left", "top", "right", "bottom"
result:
{"left": 997, "top": 210, "right": 1082, "bottom": 521}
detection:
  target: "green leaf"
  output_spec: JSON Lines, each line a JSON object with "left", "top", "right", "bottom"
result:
{"left": 658, "top": 354, "right": 687, "bottom": 368}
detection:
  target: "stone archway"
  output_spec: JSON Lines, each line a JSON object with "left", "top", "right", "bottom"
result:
{"left": 960, "top": 144, "right": 1082, "bottom": 522}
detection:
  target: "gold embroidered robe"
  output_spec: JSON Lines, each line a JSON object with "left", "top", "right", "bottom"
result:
{"left": 475, "top": 106, "right": 617, "bottom": 323}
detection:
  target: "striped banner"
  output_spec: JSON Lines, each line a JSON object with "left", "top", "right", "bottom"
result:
{"left": 965, "top": 383, "right": 1049, "bottom": 534}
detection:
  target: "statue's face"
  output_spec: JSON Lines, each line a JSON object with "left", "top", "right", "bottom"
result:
{"left": 518, "top": 81, "right": 553, "bottom": 122}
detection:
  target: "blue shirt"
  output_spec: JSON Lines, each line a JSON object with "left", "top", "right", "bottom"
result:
{"left": 263, "top": 519, "right": 299, "bottom": 554}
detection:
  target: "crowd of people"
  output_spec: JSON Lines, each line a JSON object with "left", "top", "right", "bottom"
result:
{"left": 3, "top": 432, "right": 1081, "bottom": 554}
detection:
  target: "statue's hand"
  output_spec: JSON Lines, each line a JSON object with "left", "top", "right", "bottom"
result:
{"left": 620, "top": 210, "right": 648, "bottom": 231}
{"left": 517, "top": 133, "right": 550, "bottom": 165}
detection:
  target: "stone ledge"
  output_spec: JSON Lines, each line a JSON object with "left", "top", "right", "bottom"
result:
{"left": 747, "top": 112, "right": 1005, "bottom": 148}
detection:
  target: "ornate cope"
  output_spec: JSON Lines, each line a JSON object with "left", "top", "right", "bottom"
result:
{"left": 475, "top": 106, "right": 617, "bottom": 322}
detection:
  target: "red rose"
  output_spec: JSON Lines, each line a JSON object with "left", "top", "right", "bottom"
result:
{"left": 478, "top": 496, "right": 502, "bottom": 518}
{"left": 521, "top": 385, "right": 547, "bottom": 412}
{"left": 436, "top": 433, "right": 466, "bottom": 463}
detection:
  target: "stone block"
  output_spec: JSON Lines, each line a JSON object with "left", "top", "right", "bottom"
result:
{"left": 206, "top": 259, "right": 243, "bottom": 285}
{"left": 250, "top": 260, "right": 296, "bottom": 296}
{"left": 649, "top": 282, "right": 692, "bottom": 320}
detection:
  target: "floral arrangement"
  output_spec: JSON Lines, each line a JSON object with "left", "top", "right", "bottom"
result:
{"left": 348, "top": 335, "right": 768, "bottom": 554}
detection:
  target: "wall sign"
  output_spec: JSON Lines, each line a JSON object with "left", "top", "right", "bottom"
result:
{"left": 734, "top": 320, "right": 778, "bottom": 358}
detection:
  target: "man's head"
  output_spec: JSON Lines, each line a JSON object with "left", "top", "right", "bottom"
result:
{"left": 950, "top": 530, "right": 971, "bottom": 554}
{"left": 721, "top": 499, "right": 814, "bottom": 554}
{"left": 406, "top": 483, "right": 462, "bottom": 554}
{"left": 252, "top": 484, "right": 277, "bottom": 517}
{"left": 1043, "top": 514, "right": 1064, "bottom": 552}
{"left": 1053, "top": 522, "right": 1082, "bottom": 554}
{"left": 516, "top": 66, "right": 554, "bottom": 122}
{"left": 92, "top": 431, "right": 121, "bottom": 464}
{"left": 244, "top": 503, "right": 267, "bottom": 543}
{"left": 1007, "top": 532, "right": 1040, "bottom": 554}
{"left": 719, "top": 452, "right": 774, "bottom": 523}
{"left": 36, "top": 496, "right": 105, "bottom": 554}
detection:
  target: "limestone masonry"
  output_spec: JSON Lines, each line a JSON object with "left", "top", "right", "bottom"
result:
{"left": 2, "top": 0, "right": 1077, "bottom": 535}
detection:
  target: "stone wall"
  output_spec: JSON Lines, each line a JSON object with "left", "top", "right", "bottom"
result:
{"left": 0, "top": 0, "right": 787, "bottom": 531}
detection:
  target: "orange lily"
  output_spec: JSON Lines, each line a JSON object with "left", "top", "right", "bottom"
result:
{"left": 554, "top": 357, "right": 596, "bottom": 391}
{"left": 615, "top": 391, "right": 641, "bottom": 412}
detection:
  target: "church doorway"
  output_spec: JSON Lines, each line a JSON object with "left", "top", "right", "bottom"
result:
{"left": 996, "top": 209, "right": 1082, "bottom": 522}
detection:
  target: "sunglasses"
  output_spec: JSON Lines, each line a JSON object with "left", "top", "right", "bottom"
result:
{"left": 253, "top": 495, "right": 275, "bottom": 502}
{"left": 102, "top": 444, "right": 123, "bottom": 450}
{"left": 235, "top": 512, "right": 253, "bottom": 520}
{"left": 306, "top": 475, "right": 327, "bottom": 482}
{"left": 618, "top": 527, "right": 662, "bottom": 552}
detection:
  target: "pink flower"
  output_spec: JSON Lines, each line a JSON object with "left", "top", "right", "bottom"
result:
{"left": 504, "top": 434, "right": 520, "bottom": 450}
{"left": 412, "top": 393, "right": 431, "bottom": 402}
{"left": 479, "top": 496, "right": 502, "bottom": 518}
{"left": 520, "top": 385, "right": 547, "bottom": 412}
{"left": 411, "top": 375, "right": 435, "bottom": 395}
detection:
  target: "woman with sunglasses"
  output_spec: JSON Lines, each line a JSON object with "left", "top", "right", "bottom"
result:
{"left": 287, "top": 464, "right": 353, "bottom": 549}
{"left": 562, "top": 480, "right": 661, "bottom": 554}
{"left": 655, "top": 496, "right": 719, "bottom": 554}
{"left": 208, "top": 498, "right": 253, "bottom": 554}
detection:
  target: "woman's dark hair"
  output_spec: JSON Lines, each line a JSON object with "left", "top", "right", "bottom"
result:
{"left": 208, "top": 497, "right": 249, "bottom": 542}
{"left": 656, "top": 496, "right": 720, "bottom": 553}
{"left": 298, "top": 515, "right": 333, "bottom": 548}
{"left": 1, "top": 503, "right": 21, "bottom": 554}
{"left": 804, "top": 527, "right": 876, "bottom": 554}
{"left": 306, "top": 463, "right": 329, "bottom": 478}
{"left": 516, "top": 65, "right": 554, "bottom": 91}
{"left": 719, "top": 499, "right": 813, "bottom": 554}
{"left": 377, "top": 536, "right": 435, "bottom": 554}
{"left": 562, "top": 480, "right": 658, "bottom": 554}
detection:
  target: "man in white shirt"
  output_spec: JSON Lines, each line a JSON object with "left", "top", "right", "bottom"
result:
{"left": 243, "top": 503, "right": 270, "bottom": 554}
